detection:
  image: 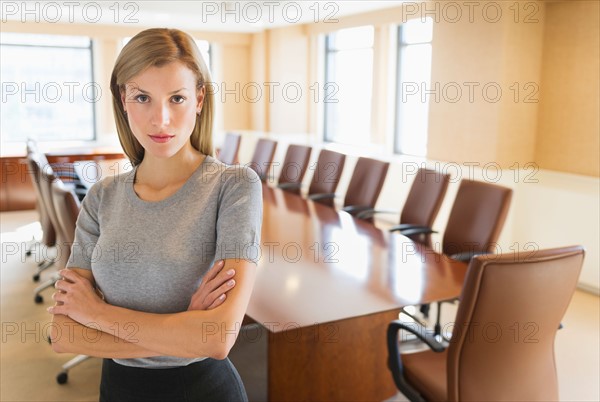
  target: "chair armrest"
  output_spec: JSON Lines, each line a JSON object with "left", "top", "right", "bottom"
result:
{"left": 394, "top": 226, "right": 437, "bottom": 236}
{"left": 307, "top": 193, "right": 337, "bottom": 201}
{"left": 388, "top": 320, "right": 446, "bottom": 353}
{"left": 387, "top": 320, "right": 442, "bottom": 402}
{"left": 342, "top": 205, "right": 374, "bottom": 216}
{"left": 449, "top": 251, "right": 491, "bottom": 262}
{"left": 389, "top": 224, "right": 431, "bottom": 233}
{"left": 356, "top": 209, "right": 399, "bottom": 220}
{"left": 277, "top": 182, "right": 302, "bottom": 190}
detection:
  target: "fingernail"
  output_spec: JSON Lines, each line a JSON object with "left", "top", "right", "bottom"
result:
{"left": 46, "top": 307, "right": 52, "bottom": 313}
{"left": 218, "top": 260, "right": 225, "bottom": 266}
{"left": 226, "top": 269, "right": 234, "bottom": 276}
{"left": 219, "top": 294, "right": 226, "bottom": 300}
{"left": 227, "top": 279, "right": 235, "bottom": 286}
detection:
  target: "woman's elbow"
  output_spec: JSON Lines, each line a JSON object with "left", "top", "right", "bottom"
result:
{"left": 49, "top": 330, "right": 68, "bottom": 354}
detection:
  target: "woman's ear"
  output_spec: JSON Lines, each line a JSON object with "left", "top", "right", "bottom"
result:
{"left": 196, "top": 86, "right": 206, "bottom": 114}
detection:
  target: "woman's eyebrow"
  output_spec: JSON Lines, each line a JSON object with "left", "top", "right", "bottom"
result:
{"left": 130, "top": 87, "right": 188, "bottom": 94}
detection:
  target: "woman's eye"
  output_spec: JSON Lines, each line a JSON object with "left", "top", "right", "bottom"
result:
{"left": 135, "top": 94, "right": 149, "bottom": 103}
{"left": 172, "top": 95, "right": 185, "bottom": 104}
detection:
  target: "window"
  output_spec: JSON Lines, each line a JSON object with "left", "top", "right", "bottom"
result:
{"left": 395, "top": 18, "right": 433, "bottom": 156}
{"left": 1, "top": 33, "right": 96, "bottom": 142}
{"left": 195, "top": 40, "right": 212, "bottom": 74}
{"left": 324, "top": 25, "right": 374, "bottom": 145}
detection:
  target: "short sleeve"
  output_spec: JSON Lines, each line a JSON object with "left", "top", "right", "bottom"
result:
{"left": 66, "top": 182, "right": 101, "bottom": 270}
{"left": 214, "top": 166, "right": 263, "bottom": 264}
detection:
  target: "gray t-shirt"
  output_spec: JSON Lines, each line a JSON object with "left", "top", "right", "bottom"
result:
{"left": 67, "top": 155, "right": 262, "bottom": 368}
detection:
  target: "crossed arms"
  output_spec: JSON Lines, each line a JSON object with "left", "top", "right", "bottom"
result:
{"left": 48, "top": 259, "right": 255, "bottom": 360}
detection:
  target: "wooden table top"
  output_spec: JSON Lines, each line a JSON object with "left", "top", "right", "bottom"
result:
{"left": 247, "top": 185, "right": 468, "bottom": 332}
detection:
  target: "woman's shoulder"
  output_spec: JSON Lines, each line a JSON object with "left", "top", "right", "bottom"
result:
{"left": 201, "top": 156, "right": 261, "bottom": 188}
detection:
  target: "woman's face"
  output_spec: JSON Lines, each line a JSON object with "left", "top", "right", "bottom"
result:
{"left": 121, "top": 61, "right": 204, "bottom": 160}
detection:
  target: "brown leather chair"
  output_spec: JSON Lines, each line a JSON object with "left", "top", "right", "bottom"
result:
{"left": 248, "top": 138, "right": 277, "bottom": 182}
{"left": 307, "top": 149, "right": 346, "bottom": 207}
{"left": 26, "top": 143, "right": 57, "bottom": 279}
{"left": 277, "top": 144, "right": 312, "bottom": 194}
{"left": 343, "top": 157, "right": 390, "bottom": 217}
{"left": 33, "top": 165, "right": 76, "bottom": 304}
{"left": 402, "top": 179, "right": 513, "bottom": 330}
{"left": 310, "top": 157, "right": 389, "bottom": 217}
{"left": 359, "top": 168, "right": 450, "bottom": 245}
{"left": 217, "top": 133, "right": 241, "bottom": 165}
{"left": 49, "top": 178, "right": 91, "bottom": 385}
{"left": 387, "top": 246, "right": 585, "bottom": 402}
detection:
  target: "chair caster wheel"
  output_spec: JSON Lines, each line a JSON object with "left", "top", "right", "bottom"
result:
{"left": 57, "top": 371, "right": 68, "bottom": 384}
{"left": 34, "top": 295, "right": 43, "bottom": 304}
{"left": 33, "top": 274, "right": 40, "bottom": 282}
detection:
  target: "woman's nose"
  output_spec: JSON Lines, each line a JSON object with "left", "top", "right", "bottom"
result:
{"left": 150, "top": 103, "right": 170, "bottom": 127}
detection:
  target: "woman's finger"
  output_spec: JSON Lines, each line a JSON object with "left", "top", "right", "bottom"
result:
{"left": 58, "top": 269, "right": 81, "bottom": 283}
{"left": 203, "top": 260, "right": 225, "bottom": 283}
{"left": 207, "top": 293, "right": 226, "bottom": 310}
{"left": 204, "top": 268, "right": 235, "bottom": 293}
{"left": 207, "top": 279, "right": 235, "bottom": 304}
{"left": 54, "top": 279, "right": 72, "bottom": 292}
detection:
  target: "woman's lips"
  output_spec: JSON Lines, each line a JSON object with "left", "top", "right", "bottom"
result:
{"left": 148, "top": 134, "right": 174, "bottom": 143}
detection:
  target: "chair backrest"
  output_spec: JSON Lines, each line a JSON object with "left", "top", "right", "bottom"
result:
{"left": 307, "top": 149, "right": 346, "bottom": 200}
{"left": 442, "top": 179, "right": 512, "bottom": 257}
{"left": 447, "top": 246, "right": 585, "bottom": 401}
{"left": 36, "top": 159, "right": 67, "bottom": 251}
{"left": 26, "top": 145, "right": 56, "bottom": 247}
{"left": 249, "top": 139, "right": 277, "bottom": 181}
{"left": 400, "top": 168, "right": 450, "bottom": 228}
{"left": 48, "top": 177, "right": 80, "bottom": 269}
{"left": 343, "top": 157, "right": 389, "bottom": 210}
{"left": 278, "top": 144, "right": 312, "bottom": 192}
{"left": 51, "top": 179, "right": 81, "bottom": 246}
{"left": 218, "top": 133, "right": 241, "bottom": 165}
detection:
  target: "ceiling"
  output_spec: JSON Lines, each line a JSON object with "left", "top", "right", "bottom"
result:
{"left": 2, "top": 1, "right": 403, "bottom": 32}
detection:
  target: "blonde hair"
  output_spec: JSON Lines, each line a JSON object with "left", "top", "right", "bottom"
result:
{"left": 110, "top": 28, "right": 213, "bottom": 166}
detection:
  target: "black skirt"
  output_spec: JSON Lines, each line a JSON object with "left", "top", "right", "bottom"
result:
{"left": 99, "top": 358, "right": 248, "bottom": 402}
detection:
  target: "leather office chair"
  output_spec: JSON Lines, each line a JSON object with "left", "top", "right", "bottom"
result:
{"left": 401, "top": 179, "right": 513, "bottom": 330}
{"left": 276, "top": 144, "right": 312, "bottom": 194}
{"left": 217, "top": 132, "right": 241, "bottom": 165}
{"left": 33, "top": 164, "right": 75, "bottom": 304}
{"left": 50, "top": 178, "right": 92, "bottom": 385}
{"left": 25, "top": 143, "right": 57, "bottom": 279}
{"left": 307, "top": 149, "right": 346, "bottom": 207}
{"left": 359, "top": 168, "right": 450, "bottom": 245}
{"left": 387, "top": 246, "right": 585, "bottom": 402}
{"left": 248, "top": 138, "right": 277, "bottom": 182}
{"left": 26, "top": 144, "right": 83, "bottom": 281}
{"left": 311, "top": 157, "right": 389, "bottom": 218}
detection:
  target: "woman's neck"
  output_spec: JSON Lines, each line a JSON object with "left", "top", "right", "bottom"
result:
{"left": 136, "top": 147, "right": 206, "bottom": 189}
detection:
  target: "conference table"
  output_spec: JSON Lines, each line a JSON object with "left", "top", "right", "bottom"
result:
{"left": 248, "top": 184, "right": 467, "bottom": 401}
{"left": 74, "top": 159, "right": 467, "bottom": 401}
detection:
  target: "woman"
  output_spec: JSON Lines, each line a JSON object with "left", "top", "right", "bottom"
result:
{"left": 48, "top": 28, "right": 262, "bottom": 401}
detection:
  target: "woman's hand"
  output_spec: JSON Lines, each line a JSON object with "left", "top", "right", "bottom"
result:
{"left": 187, "top": 260, "right": 236, "bottom": 311}
{"left": 47, "top": 269, "right": 105, "bottom": 325}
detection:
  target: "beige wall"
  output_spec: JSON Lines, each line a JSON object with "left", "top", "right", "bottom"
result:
{"left": 264, "top": 25, "right": 310, "bottom": 134}
{"left": 535, "top": 0, "right": 600, "bottom": 177}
